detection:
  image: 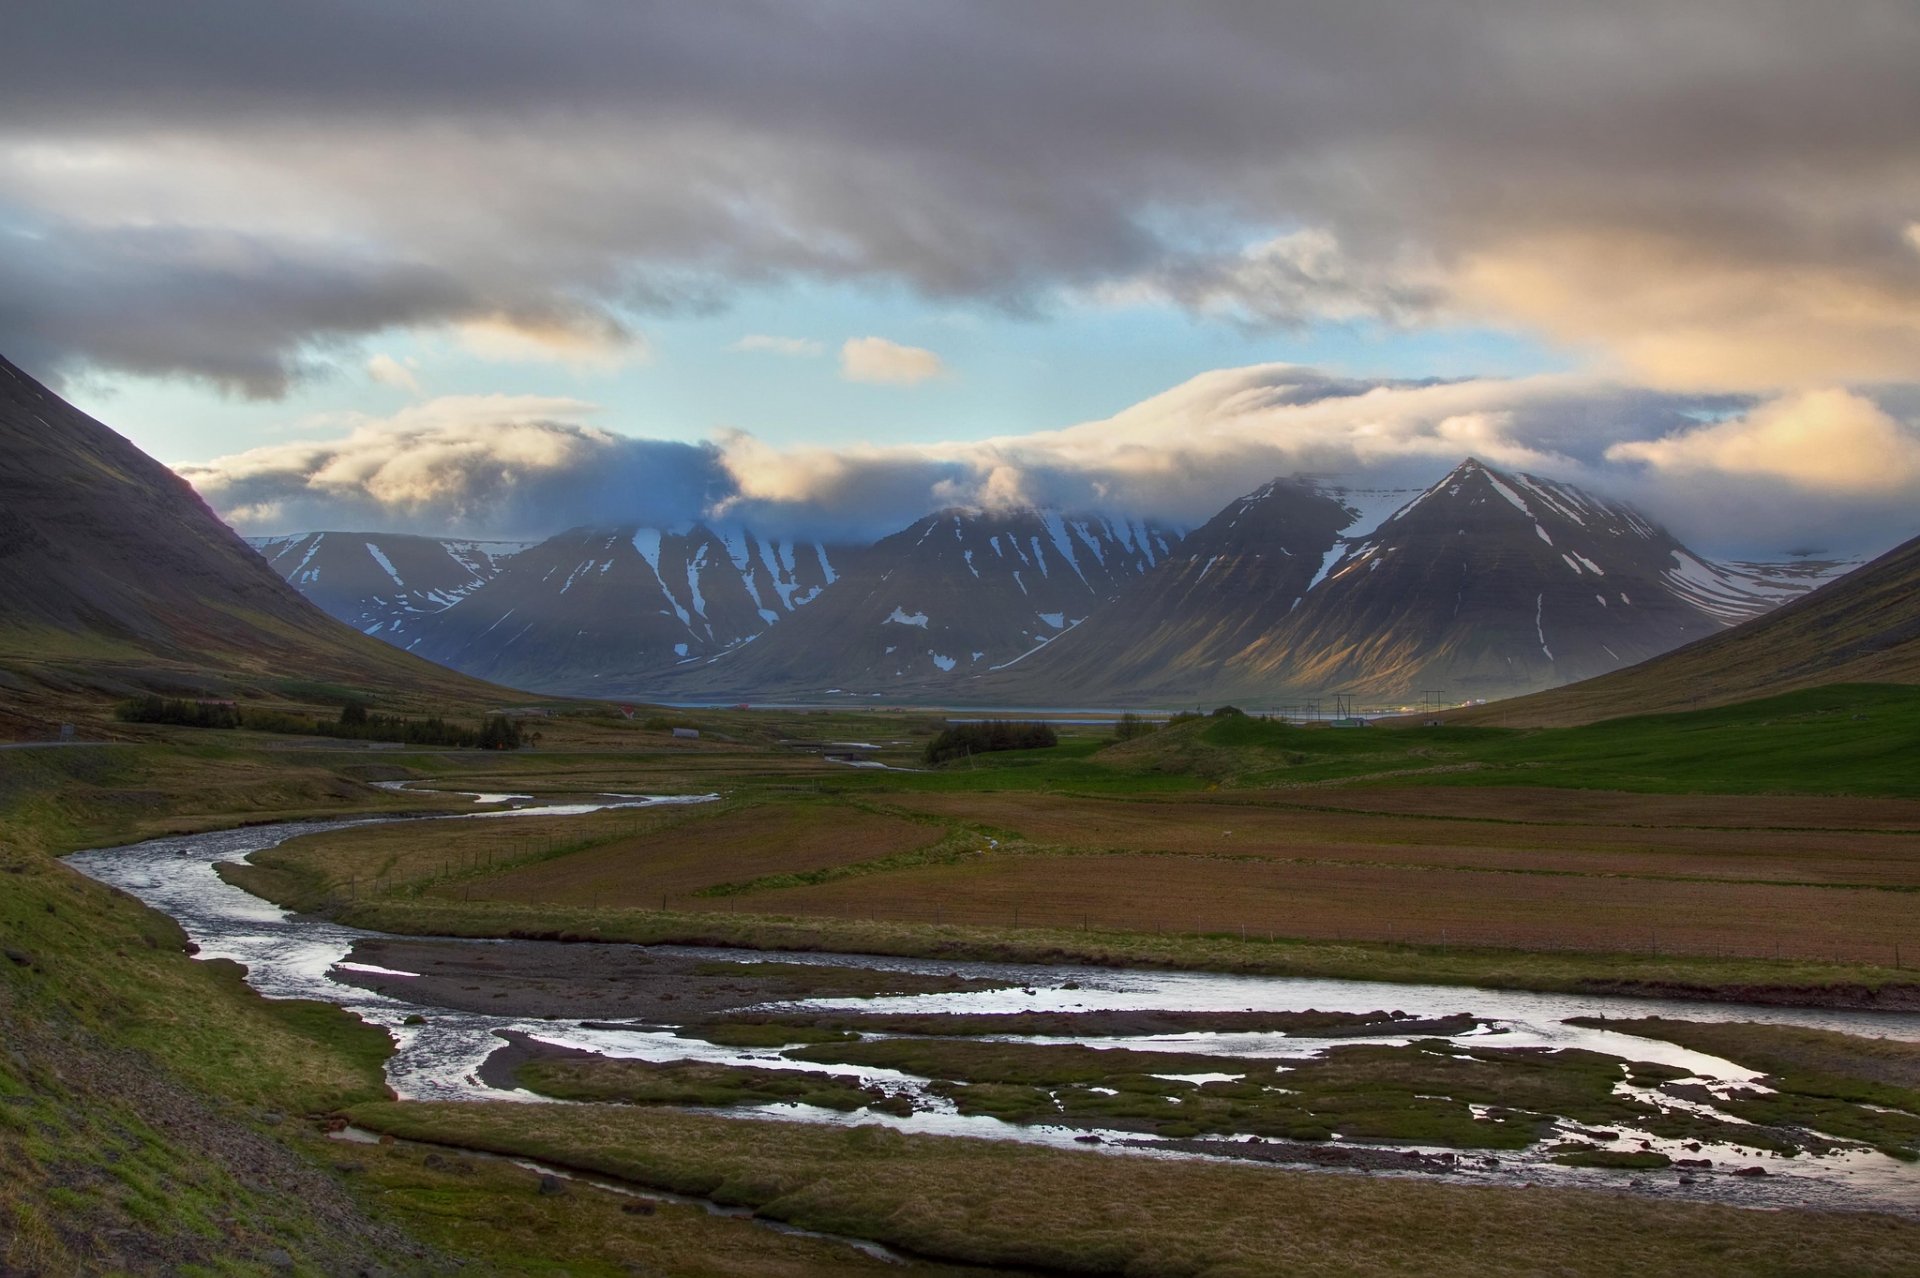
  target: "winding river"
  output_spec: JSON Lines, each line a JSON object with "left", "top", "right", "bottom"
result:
{"left": 66, "top": 791, "right": 1920, "bottom": 1218}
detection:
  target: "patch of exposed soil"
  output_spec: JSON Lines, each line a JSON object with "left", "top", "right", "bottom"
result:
{"left": 708, "top": 1008, "right": 1483, "bottom": 1039}
{"left": 1120, "top": 1134, "right": 1490, "bottom": 1174}
{"left": 1573, "top": 980, "right": 1920, "bottom": 1011}
{"left": 334, "top": 936, "right": 1010, "bottom": 1020}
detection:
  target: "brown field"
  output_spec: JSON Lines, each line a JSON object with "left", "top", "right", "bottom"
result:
{"left": 269, "top": 776, "right": 1920, "bottom": 967}
{"left": 256, "top": 800, "right": 719, "bottom": 897}
{"left": 1264, "top": 786, "right": 1920, "bottom": 830}
{"left": 885, "top": 791, "right": 1920, "bottom": 887}
{"left": 724, "top": 851, "right": 1918, "bottom": 960}
{"left": 257, "top": 796, "right": 948, "bottom": 906}
{"left": 459, "top": 799, "right": 946, "bottom": 907}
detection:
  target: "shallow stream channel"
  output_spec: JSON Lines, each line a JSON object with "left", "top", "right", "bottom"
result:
{"left": 67, "top": 788, "right": 1920, "bottom": 1219}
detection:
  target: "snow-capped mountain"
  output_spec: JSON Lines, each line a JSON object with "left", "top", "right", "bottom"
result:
{"left": 248, "top": 532, "right": 532, "bottom": 640}
{"left": 980, "top": 460, "right": 1845, "bottom": 706}
{"left": 646, "top": 508, "right": 1182, "bottom": 699}
{"left": 971, "top": 478, "right": 1356, "bottom": 704}
{"left": 391, "top": 524, "right": 846, "bottom": 693}
{"left": 252, "top": 460, "right": 1846, "bottom": 708}
{"left": 1240, "top": 459, "right": 1836, "bottom": 701}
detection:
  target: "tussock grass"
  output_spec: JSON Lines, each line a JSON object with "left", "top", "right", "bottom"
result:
{"left": 347, "top": 1100, "right": 1920, "bottom": 1277}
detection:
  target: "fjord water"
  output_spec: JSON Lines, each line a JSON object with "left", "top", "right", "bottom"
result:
{"left": 67, "top": 798, "right": 1920, "bottom": 1217}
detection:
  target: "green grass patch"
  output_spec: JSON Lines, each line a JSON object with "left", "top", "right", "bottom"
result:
{"left": 517, "top": 1056, "right": 907, "bottom": 1115}
{"left": 871, "top": 684, "right": 1920, "bottom": 796}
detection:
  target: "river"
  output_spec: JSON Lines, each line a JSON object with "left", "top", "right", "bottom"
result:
{"left": 65, "top": 791, "right": 1920, "bottom": 1218}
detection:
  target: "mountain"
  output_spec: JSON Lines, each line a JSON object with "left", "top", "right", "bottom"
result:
{"left": 249, "top": 532, "right": 532, "bottom": 640}
{"left": 969, "top": 478, "right": 1355, "bottom": 704}
{"left": 978, "top": 460, "right": 1838, "bottom": 707}
{"left": 1449, "top": 530, "right": 1920, "bottom": 726}
{"left": 386, "top": 524, "right": 847, "bottom": 694}
{"left": 643, "top": 508, "right": 1181, "bottom": 700}
{"left": 1224, "top": 459, "right": 1830, "bottom": 702}
{"left": 0, "top": 354, "right": 511, "bottom": 729}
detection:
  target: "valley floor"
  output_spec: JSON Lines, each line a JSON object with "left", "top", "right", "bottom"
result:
{"left": 9, "top": 689, "right": 1920, "bottom": 1273}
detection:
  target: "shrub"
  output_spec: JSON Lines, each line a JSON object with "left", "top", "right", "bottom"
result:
{"left": 114, "top": 696, "right": 240, "bottom": 729}
{"left": 924, "top": 721, "right": 1058, "bottom": 765}
{"left": 1112, "top": 712, "right": 1157, "bottom": 741}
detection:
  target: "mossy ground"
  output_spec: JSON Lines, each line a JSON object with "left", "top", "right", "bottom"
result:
{"left": 346, "top": 1100, "right": 1920, "bottom": 1278}
{"left": 517, "top": 1056, "right": 906, "bottom": 1114}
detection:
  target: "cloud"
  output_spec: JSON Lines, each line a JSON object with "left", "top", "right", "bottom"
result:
{"left": 839, "top": 336, "right": 945, "bottom": 385}
{"left": 0, "top": 218, "right": 471, "bottom": 396}
{"left": 719, "top": 365, "right": 1662, "bottom": 531}
{"left": 183, "top": 394, "right": 727, "bottom": 538}
{"left": 1608, "top": 389, "right": 1920, "bottom": 493}
{"left": 1110, "top": 230, "right": 1446, "bottom": 328}
{"left": 365, "top": 352, "right": 420, "bottom": 394}
{"left": 731, "top": 334, "right": 824, "bottom": 357}
{"left": 455, "top": 310, "right": 645, "bottom": 371}
{"left": 1456, "top": 232, "right": 1920, "bottom": 391}
{"left": 6, "top": 4, "right": 1920, "bottom": 391}
{"left": 716, "top": 364, "right": 1919, "bottom": 553}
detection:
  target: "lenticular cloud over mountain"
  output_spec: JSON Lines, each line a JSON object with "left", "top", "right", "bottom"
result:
{"left": 184, "top": 364, "right": 1920, "bottom": 559}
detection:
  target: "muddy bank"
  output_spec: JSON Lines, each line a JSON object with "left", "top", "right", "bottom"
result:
{"left": 476, "top": 1029, "right": 609, "bottom": 1091}
{"left": 333, "top": 936, "right": 1010, "bottom": 1020}
{"left": 1124, "top": 1134, "right": 1489, "bottom": 1175}
{"left": 710, "top": 1008, "right": 1485, "bottom": 1039}
{"left": 1575, "top": 980, "right": 1920, "bottom": 1012}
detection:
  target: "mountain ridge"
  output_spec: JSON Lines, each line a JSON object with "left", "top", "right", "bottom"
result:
{"left": 0, "top": 354, "right": 516, "bottom": 728}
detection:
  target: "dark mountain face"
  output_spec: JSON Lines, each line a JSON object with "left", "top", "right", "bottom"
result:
{"left": 1207, "top": 459, "right": 1819, "bottom": 702}
{"left": 0, "top": 354, "right": 502, "bottom": 716}
{"left": 387, "top": 524, "right": 846, "bottom": 694}
{"left": 1457, "top": 530, "right": 1920, "bottom": 726}
{"left": 249, "top": 532, "right": 531, "bottom": 640}
{"left": 645, "top": 508, "right": 1181, "bottom": 700}
{"left": 974, "top": 461, "right": 1838, "bottom": 708}
{"left": 0, "top": 356, "right": 321, "bottom": 647}
{"left": 973, "top": 478, "right": 1355, "bottom": 704}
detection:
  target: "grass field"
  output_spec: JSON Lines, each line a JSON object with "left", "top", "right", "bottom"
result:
{"left": 346, "top": 1100, "right": 1920, "bottom": 1278}
{"left": 256, "top": 762, "right": 1920, "bottom": 965}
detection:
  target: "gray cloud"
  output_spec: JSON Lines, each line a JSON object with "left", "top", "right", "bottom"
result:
{"left": 3, "top": 3, "right": 1918, "bottom": 389}
{"left": 0, "top": 219, "right": 472, "bottom": 396}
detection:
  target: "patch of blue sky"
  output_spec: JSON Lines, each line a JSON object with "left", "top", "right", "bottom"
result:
{"left": 76, "top": 277, "right": 1571, "bottom": 467}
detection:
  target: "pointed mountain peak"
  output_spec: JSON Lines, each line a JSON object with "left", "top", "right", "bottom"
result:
{"left": 1437, "top": 456, "right": 1510, "bottom": 486}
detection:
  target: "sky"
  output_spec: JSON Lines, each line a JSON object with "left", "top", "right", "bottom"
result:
{"left": 4, "top": 2, "right": 1919, "bottom": 557}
